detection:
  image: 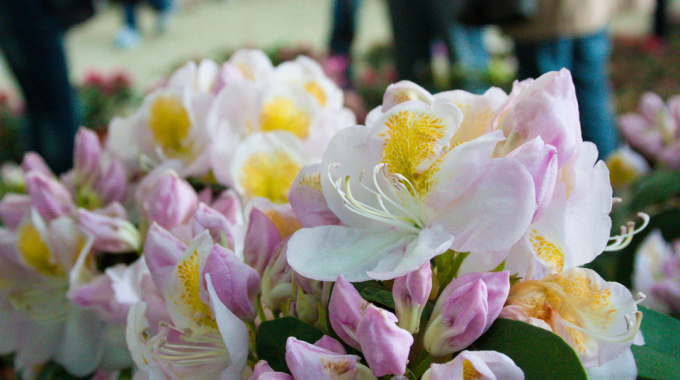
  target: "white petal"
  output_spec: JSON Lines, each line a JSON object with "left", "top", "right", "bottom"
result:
{"left": 206, "top": 273, "right": 249, "bottom": 380}
{"left": 434, "top": 157, "right": 535, "bottom": 253}
{"left": 585, "top": 349, "right": 637, "bottom": 380}
{"left": 287, "top": 225, "right": 415, "bottom": 282}
{"left": 55, "top": 307, "right": 104, "bottom": 376}
{"left": 427, "top": 129, "right": 505, "bottom": 207}
{"left": 366, "top": 225, "right": 453, "bottom": 280}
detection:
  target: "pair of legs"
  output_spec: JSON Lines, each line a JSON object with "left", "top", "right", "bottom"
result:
{"left": 116, "top": 0, "right": 174, "bottom": 48}
{"left": 386, "top": 0, "right": 489, "bottom": 93}
{"left": 515, "top": 30, "right": 619, "bottom": 159}
{"left": 0, "top": 0, "right": 77, "bottom": 174}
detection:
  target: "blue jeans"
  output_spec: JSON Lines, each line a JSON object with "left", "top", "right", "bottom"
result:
{"left": 123, "top": 0, "right": 171, "bottom": 30}
{"left": 329, "top": 0, "right": 362, "bottom": 56}
{"left": 515, "top": 30, "right": 619, "bottom": 159}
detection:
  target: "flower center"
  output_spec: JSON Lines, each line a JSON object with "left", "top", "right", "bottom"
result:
{"left": 259, "top": 97, "right": 311, "bottom": 139}
{"left": 17, "top": 223, "right": 63, "bottom": 277}
{"left": 239, "top": 151, "right": 301, "bottom": 204}
{"left": 148, "top": 96, "right": 193, "bottom": 157}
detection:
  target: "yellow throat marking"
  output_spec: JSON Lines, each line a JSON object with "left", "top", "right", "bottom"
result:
{"left": 148, "top": 96, "right": 193, "bottom": 157}
{"left": 259, "top": 97, "right": 312, "bottom": 139}
{"left": 380, "top": 110, "right": 447, "bottom": 197}
{"left": 175, "top": 249, "right": 217, "bottom": 330}
{"left": 529, "top": 230, "right": 565, "bottom": 273}
{"left": 240, "top": 151, "right": 301, "bottom": 204}
{"left": 17, "top": 223, "right": 63, "bottom": 277}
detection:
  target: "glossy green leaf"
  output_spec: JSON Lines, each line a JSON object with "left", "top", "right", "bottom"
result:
{"left": 256, "top": 316, "right": 325, "bottom": 374}
{"left": 632, "top": 306, "right": 680, "bottom": 380}
{"left": 630, "top": 169, "right": 680, "bottom": 210}
{"left": 470, "top": 319, "right": 587, "bottom": 380}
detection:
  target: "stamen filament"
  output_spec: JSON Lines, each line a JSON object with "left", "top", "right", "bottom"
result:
{"left": 561, "top": 311, "right": 642, "bottom": 343}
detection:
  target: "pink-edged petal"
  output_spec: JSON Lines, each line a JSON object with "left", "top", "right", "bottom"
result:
{"left": 382, "top": 81, "right": 434, "bottom": 111}
{"left": 0, "top": 193, "right": 32, "bottom": 230}
{"left": 427, "top": 129, "right": 505, "bottom": 207}
{"left": 143, "top": 223, "right": 187, "bottom": 292}
{"left": 434, "top": 157, "right": 535, "bottom": 253}
{"left": 434, "top": 86, "right": 508, "bottom": 146}
{"left": 206, "top": 273, "right": 249, "bottom": 380}
{"left": 289, "top": 164, "right": 341, "bottom": 228}
{"left": 507, "top": 137, "right": 558, "bottom": 223}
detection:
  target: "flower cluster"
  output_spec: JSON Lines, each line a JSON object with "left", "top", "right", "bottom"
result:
{"left": 0, "top": 51, "right": 650, "bottom": 380}
{"left": 633, "top": 230, "right": 680, "bottom": 316}
{"left": 619, "top": 92, "right": 680, "bottom": 169}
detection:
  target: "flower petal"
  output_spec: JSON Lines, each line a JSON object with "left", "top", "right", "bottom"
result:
{"left": 287, "top": 225, "right": 415, "bottom": 282}
{"left": 434, "top": 157, "right": 535, "bottom": 253}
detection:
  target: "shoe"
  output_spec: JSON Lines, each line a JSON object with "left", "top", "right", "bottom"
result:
{"left": 114, "top": 26, "right": 141, "bottom": 49}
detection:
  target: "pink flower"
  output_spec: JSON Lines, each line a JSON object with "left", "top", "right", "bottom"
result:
{"left": 21, "top": 152, "right": 53, "bottom": 176}
{"left": 422, "top": 350, "right": 524, "bottom": 380}
{"left": 285, "top": 337, "right": 360, "bottom": 380}
{"left": 201, "top": 244, "right": 260, "bottom": 321}
{"left": 392, "top": 261, "right": 432, "bottom": 333}
{"left": 74, "top": 128, "right": 102, "bottom": 183}
{"left": 25, "top": 171, "right": 75, "bottom": 221}
{"left": 248, "top": 361, "right": 293, "bottom": 380}
{"left": 424, "top": 271, "right": 510, "bottom": 356}
{"left": 356, "top": 304, "right": 413, "bottom": 377}
{"left": 139, "top": 169, "right": 198, "bottom": 230}
{"left": 78, "top": 208, "right": 140, "bottom": 253}
{"left": 0, "top": 193, "right": 32, "bottom": 230}
{"left": 328, "top": 274, "right": 369, "bottom": 350}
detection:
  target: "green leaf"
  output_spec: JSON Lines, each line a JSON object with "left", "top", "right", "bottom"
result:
{"left": 256, "top": 316, "right": 325, "bottom": 374}
{"left": 630, "top": 169, "right": 680, "bottom": 210}
{"left": 360, "top": 287, "right": 395, "bottom": 310}
{"left": 470, "top": 319, "right": 587, "bottom": 380}
{"left": 632, "top": 306, "right": 680, "bottom": 380}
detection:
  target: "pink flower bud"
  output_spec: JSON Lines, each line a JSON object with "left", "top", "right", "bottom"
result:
{"left": 200, "top": 244, "right": 260, "bottom": 321}
{"left": 314, "top": 335, "right": 347, "bottom": 354}
{"left": 421, "top": 350, "right": 524, "bottom": 380}
{"left": 328, "top": 274, "right": 368, "bottom": 350}
{"left": 21, "top": 152, "right": 53, "bottom": 176}
{"left": 74, "top": 128, "right": 102, "bottom": 183}
{"left": 142, "top": 171, "right": 198, "bottom": 230}
{"left": 356, "top": 304, "right": 413, "bottom": 377}
{"left": 78, "top": 208, "right": 140, "bottom": 252}
{"left": 143, "top": 223, "right": 186, "bottom": 291}
{"left": 260, "top": 240, "right": 294, "bottom": 314}
{"left": 192, "top": 203, "right": 240, "bottom": 251}
{"left": 0, "top": 193, "right": 31, "bottom": 229}
{"left": 248, "top": 361, "right": 293, "bottom": 380}
{"left": 25, "top": 171, "right": 75, "bottom": 221}
{"left": 393, "top": 261, "right": 432, "bottom": 333}
{"left": 424, "top": 271, "right": 510, "bottom": 357}
{"left": 285, "top": 337, "right": 360, "bottom": 380}
{"left": 244, "top": 207, "right": 283, "bottom": 276}
{"left": 94, "top": 156, "right": 127, "bottom": 205}
{"left": 211, "top": 189, "right": 243, "bottom": 225}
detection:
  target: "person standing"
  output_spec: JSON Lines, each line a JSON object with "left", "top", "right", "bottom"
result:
{"left": 504, "top": 0, "right": 649, "bottom": 159}
{"left": 0, "top": 0, "right": 79, "bottom": 174}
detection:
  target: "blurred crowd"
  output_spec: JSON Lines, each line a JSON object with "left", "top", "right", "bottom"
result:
{"left": 0, "top": 0, "right": 678, "bottom": 173}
